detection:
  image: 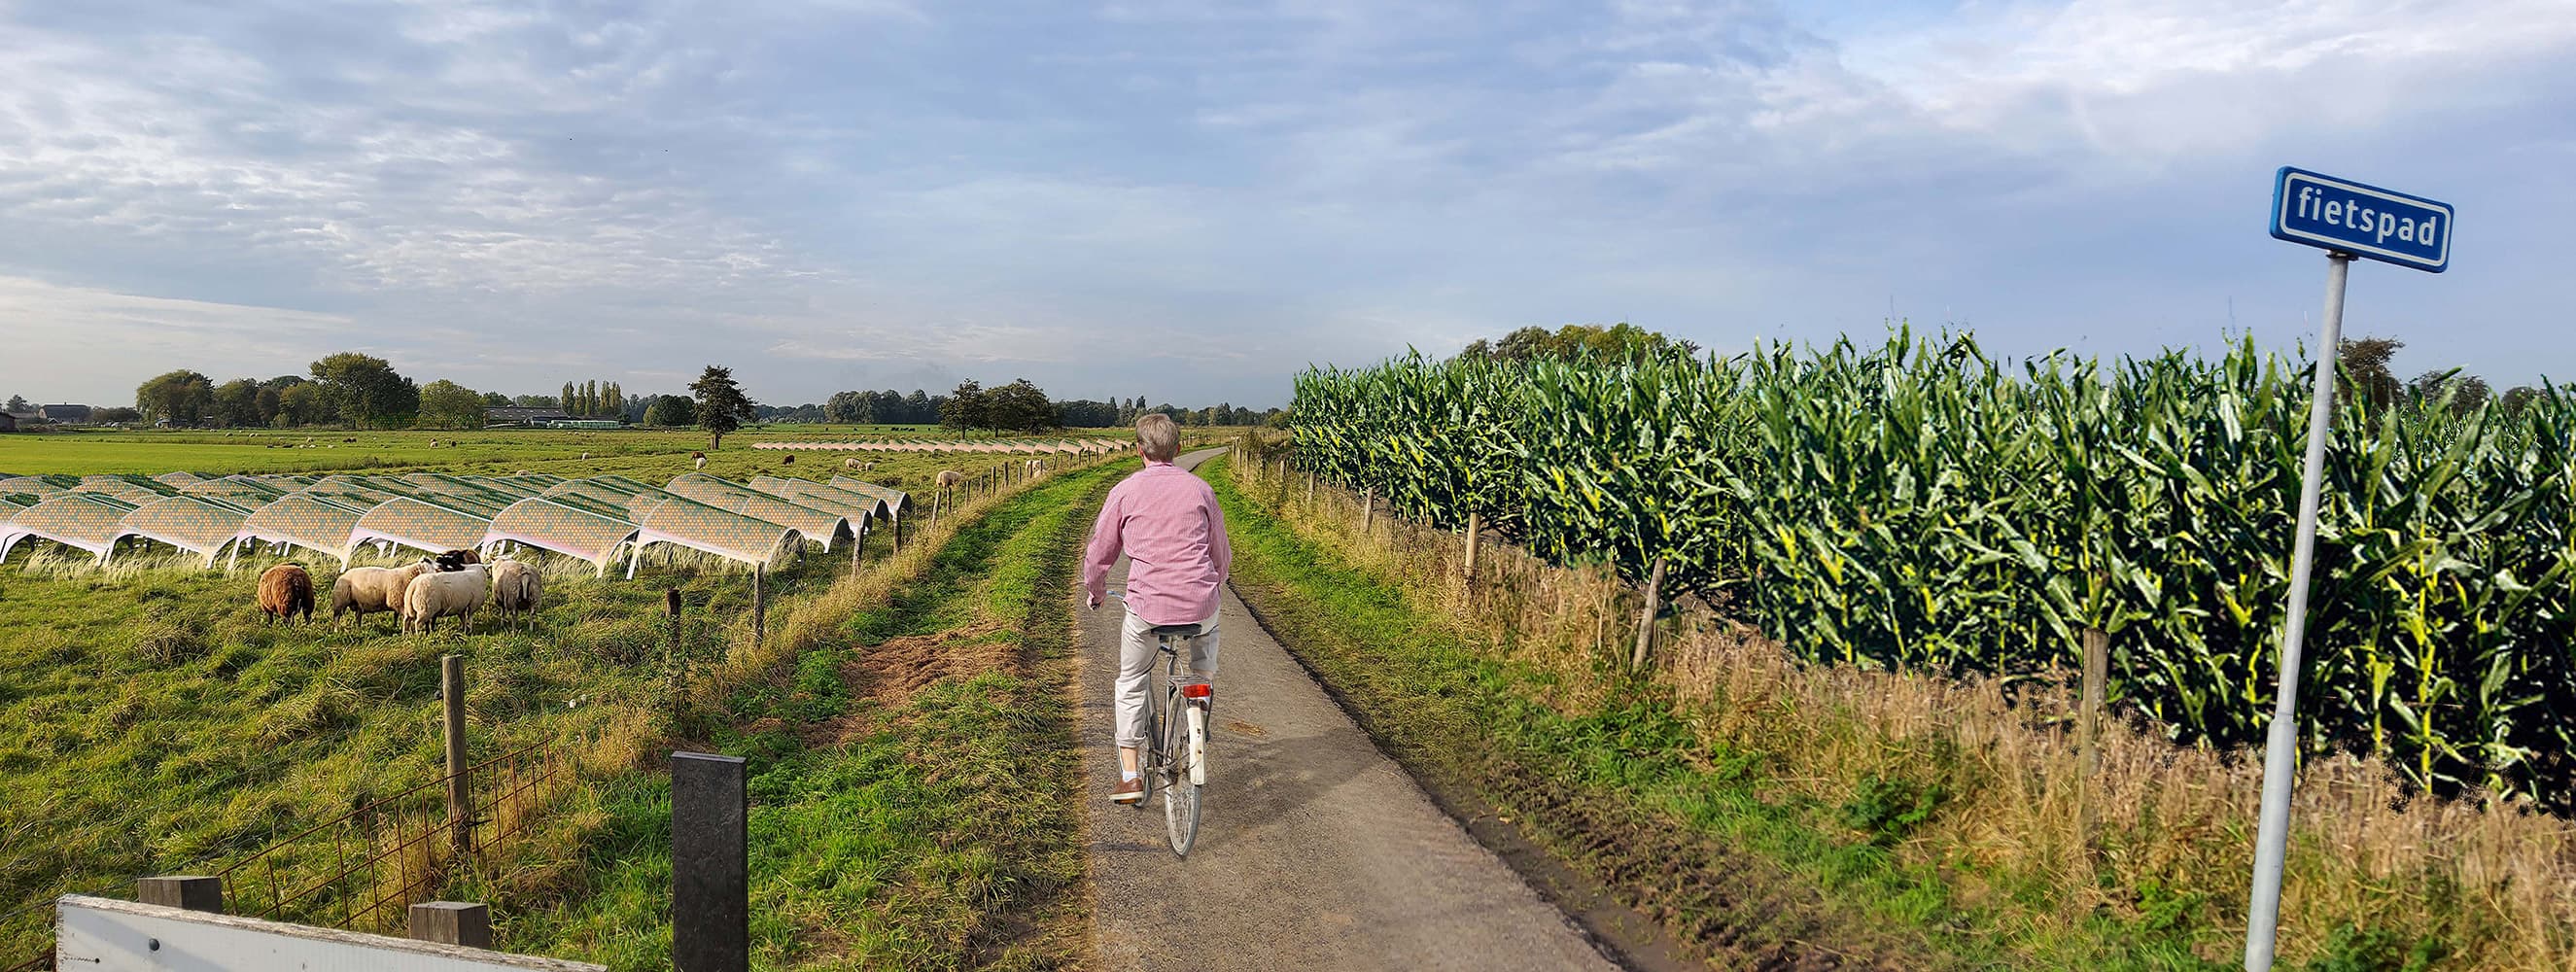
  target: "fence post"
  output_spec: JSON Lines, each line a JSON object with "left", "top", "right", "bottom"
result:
{"left": 442, "top": 654, "right": 471, "bottom": 858}
{"left": 1361, "top": 486, "right": 1375, "bottom": 534}
{"left": 136, "top": 876, "right": 223, "bottom": 914}
{"left": 1306, "top": 470, "right": 1314, "bottom": 505}
{"left": 893, "top": 509, "right": 905, "bottom": 552}
{"left": 1631, "top": 558, "right": 1666, "bottom": 670}
{"left": 2076, "top": 626, "right": 2109, "bottom": 845}
{"left": 666, "top": 590, "right": 684, "bottom": 727}
{"left": 1464, "top": 512, "right": 1482, "bottom": 583}
{"left": 752, "top": 565, "right": 767, "bottom": 648}
{"left": 408, "top": 901, "right": 492, "bottom": 948}
{"left": 673, "top": 752, "right": 748, "bottom": 972}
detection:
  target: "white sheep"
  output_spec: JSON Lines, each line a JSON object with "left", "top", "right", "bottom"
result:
{"left": 694, "top": 453, "right": 708, "bottom": 469}
{"left": 331, "top": 561, "right": 434, "bottom": 627}
{"left": 402, "top": 564, "right": 492, "bottom": 634}
{"left": 491, "top": 558, "right": 543, "bottom": 631}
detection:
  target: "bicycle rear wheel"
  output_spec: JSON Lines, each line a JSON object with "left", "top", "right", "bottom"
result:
{"left": 1162, "top": 690, "right": 1202, "bottom": 856}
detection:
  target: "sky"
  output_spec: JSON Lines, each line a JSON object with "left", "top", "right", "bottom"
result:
{"left": 2, "top": 0, "right": 2572, "bottom": 411}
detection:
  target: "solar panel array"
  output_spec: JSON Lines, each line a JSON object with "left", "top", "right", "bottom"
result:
{"left": 0, "top": 471, "right": 904, "bottom": 575}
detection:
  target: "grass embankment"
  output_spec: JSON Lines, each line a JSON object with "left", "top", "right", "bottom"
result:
{"left": 1208, "top": 455, "right": 2568, "bottom": 971}
{"left": 487, "top": 459, "right": 1125, "bottom": 970}
{"left": 0, "top": 538, "right": 853, "bottom": 962}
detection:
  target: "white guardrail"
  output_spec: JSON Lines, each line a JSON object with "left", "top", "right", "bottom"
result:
{"left": 53, "top": 895, "right": 605, "bottom": 972}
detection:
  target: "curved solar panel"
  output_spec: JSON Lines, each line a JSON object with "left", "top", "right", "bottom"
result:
{"left": 628, "top": 493, "right": 805, "bottom": 571}
{"left": 484, "top": 498, "right": 640, "bottom": 576}
{"left": 750, "top": 476, "right": 889, "bottom": 522}
{"left": 75, "top": 474, "right": 178, "bottom": 503}
{"left": 829, "top": 477, "right": 914, "bottom": 518}
{"left": 232, "top": 494, "right": 373, "bottom": 565}
{"left": 112, "top": 495, "right": 260, "bottom": 566}
{"left": 347, "top": 497, "right": 494, "bottom": 560}
{"left": 0, "top": 493, "right": 141, "bottom": 565}
{"left": 663, "top": 474, "right": 854, "bottom": 551}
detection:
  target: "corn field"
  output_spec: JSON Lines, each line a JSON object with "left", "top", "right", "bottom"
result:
{"left": 1289, "top": 330, "right": 2576, "bottom": 810}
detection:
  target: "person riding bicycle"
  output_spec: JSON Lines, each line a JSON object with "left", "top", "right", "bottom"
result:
{"left": 1085, "top": 414, "right": 1231, "bottom": 805}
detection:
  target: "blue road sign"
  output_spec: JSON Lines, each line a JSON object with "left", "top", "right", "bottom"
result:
{"left": 2270, "top": 167, "right": 2454, "bottom": 272}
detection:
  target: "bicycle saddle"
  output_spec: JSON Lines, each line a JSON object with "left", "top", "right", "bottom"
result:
{"left": 1150, "top": 623, "right": 1204, "bottom": 639}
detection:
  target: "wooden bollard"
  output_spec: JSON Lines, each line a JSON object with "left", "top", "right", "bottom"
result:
{"left": 2076, "top": 626, "right": 2109, "bottom": 844}
{"left": 137, "top": 876, "right": 223, "bottom": 914}
{"left": 1362, "top": 486, "right": 1375, "bottom": 534}
{"left": 1464, "top": 512, "right": 1481, "bottom": 582}
{"left": 409, "top": 901, "right": 492, "bottom": 948}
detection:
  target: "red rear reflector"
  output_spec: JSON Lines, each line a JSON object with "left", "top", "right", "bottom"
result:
{"left": 1182, "top": 682, "right": 1213, "bottom": 699}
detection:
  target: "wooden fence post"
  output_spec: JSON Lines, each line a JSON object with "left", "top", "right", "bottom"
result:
{"left": 666, "top": 590, "right": 684, "bottom": 726}
{"left": 1305, "top": 470, "right": 1314, "bottom": 504}
{"left": 752, "top": 565, "right": 767, "bottom": 648}
{"left": 1631, "top": 559, "right": 1666, "bottom": 670}
{"left": 1464, "top": 512, "right": 1482, "bottom": 583}
{"left": 442, "top": 654, "right": 470, "bottom": 858}
{"left": 2076, "top": 626, "right": 2109, "bottom": 844}
{"left": 1362, "top": 486, "right": 1375, "bottom": 534}
{"left": 409, "top": 901, "right": 492, "bottom": 948}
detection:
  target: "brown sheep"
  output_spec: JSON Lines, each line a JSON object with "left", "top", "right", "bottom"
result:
{"left": 257, "top": 564, "right": 315, "bottom": 626}
{"left": 782, "top": 453, "right": 795, "bottom": 466}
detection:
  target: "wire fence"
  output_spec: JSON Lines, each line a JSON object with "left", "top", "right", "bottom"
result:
{"left": 5, "top": 739, "right": 572, "bottom": 972}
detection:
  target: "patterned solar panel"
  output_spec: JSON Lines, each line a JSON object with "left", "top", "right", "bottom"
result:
{"left": 347, "top": 497, "right": 495, "bottom": 560}
{"left": 1, "top": 493, "right": 142, "bottom": 565}
{"left": 113, "top": 495, "right": 261, "bottom": 566}
{"left": 485, "top": 498, "right": 641, "bottom": 575}
{"left": 663, "top": 474, "right": 853, "bottom": 550}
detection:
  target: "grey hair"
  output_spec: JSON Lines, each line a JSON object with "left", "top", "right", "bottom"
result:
{"left": 1135, "top": 413, "right": 1180, "bottom": 462}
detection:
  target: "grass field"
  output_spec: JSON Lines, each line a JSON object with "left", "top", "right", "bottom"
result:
{"left": 0, "top": 426, "right": 1160, "bottom": 968}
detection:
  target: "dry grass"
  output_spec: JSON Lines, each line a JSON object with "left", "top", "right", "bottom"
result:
{"left": 1226, "top": 448, "right": 2576, "bottom": 969}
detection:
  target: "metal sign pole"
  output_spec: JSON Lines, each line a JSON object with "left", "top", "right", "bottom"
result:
{"left": 2244, "top": 251, "right": 2350, "bottom": 970}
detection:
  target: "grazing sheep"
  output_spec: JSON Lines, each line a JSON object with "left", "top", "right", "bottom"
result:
{"left": 1026, "top": 459, "right": 1044, "bottom": 477}
{"left": 514, "top": 469, "right": 532, "bottom": 475}
{"left": 402, "top": 564, "right": 492, "bottom": 634}
{"left": 844, "top": 458, "right": 862, "bottom": 470}
{"left": 331, "top": 560, "right": 434, "bottom": 627}
{"left": 491, "top": 558, "right": 543, "bottom": 631}
{"left": 782, "top": 453, "right": 795, "bottom": 466}
{"left": 936, "top": 469, "right": 964, "bottom": 490}
{"left": 693, "top": 451, "right": 707, "bottom": 469}
{"left": 257, "top": 564, "right": 315, "bottom": 626}
{"left": 435, "top": 548, "right": 481, "bottom": 571}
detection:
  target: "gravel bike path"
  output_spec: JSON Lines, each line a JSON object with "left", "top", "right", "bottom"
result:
{"left": 1078, "top": 449, "right": 1619, "bottom": 972}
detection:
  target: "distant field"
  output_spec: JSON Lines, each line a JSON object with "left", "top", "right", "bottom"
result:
{"left": 0, "top": 426, "right": 1118, "bottom": 477}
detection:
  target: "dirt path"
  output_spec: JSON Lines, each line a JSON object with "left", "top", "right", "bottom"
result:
{"left": 1078, "top": 449, "right": 1620, "bottom": 972}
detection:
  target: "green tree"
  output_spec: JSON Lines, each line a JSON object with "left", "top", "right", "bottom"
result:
{"left": 482, "top": 391, "right": 512, "bottom": 406}
{"left": 941, "top": 380, "right": 989, "bottom": 432}
{"left": 983, "top": 378, "right": 1055, "bottom": 433}
{"left": 2500, "top": 386, "right": 2543, "bottom": 415}
{"left": 4, "top": 395, "right": 27, "bottom": 412}
{"left": 1461, "top": 323, "right": 1699, "bottom": 364}
{"left": 643, "top": 395, "right": 696, "bottom": 428}
{"left": 824, "top": 390, "right": 870, "bottom": 425}
{"left": 2338, "top": 336, "right": 2406, "bottom": 413}
{"left": 417, "top": 379, "right": 487, "bottom": 430}
{"left": 562, "top": 382, "right": 577, "bottom": 416}
{"left": 208, "top": 378, "right": 261, "bottom": 428}
{"left": 309, "top": 353, "right": 417, "bottom": 429}
{"left": 276, "top": 383, "right": 332, "bottom": 426}
{"left": 95, "top": 406, "right": 143, "bottom": 424}
{"left": 688, "top": 366, "right": 755, "bottom": 448}
{"left": 135, "top": 369, "right": 215, "bottom": 426}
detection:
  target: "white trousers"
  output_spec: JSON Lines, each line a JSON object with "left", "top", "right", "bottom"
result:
{"left": 1116, "top": 607, "right": 1220, "bottom": 748}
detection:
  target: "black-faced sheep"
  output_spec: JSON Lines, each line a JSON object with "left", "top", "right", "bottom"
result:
{"left": 435, "top": 548, "right": 481, "bottom": 571}
{"left": 257, "top": 563, "right": 315, "bottom": 626}
{"left": 402, "top": 564, "right": 491, "bottom": 634}
{"left": 693, "top": 451, "right": 707, "bottom": 469}
{"left": 490, "top": 558, "right": 542, "bottom": 631}
{"left": 331, "top": 561, "right": 434, "bottom": 627}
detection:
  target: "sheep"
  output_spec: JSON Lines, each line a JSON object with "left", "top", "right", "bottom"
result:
{"left": 693, "top": 451, "right": 707, "bottom": 469}
{"left": 782, "top": 453, "right": 795, "bottom": 466}
{"left": 1026, "top": 459, "right": 1044, "bottom": 477}
{"left": 331, "top": 560, "right": 435, "bottom": 627}
{"left": 514, "top": 469, "right": 532, "bottom": 476}
{"left": 490, "top": 558, "right": 543, "bottom": 631}
{"left": 257, "top": 563, "right": 315, "bottom": 626}
{"left": 936, "top": 469, "right": 964, "bottom": 490}
{"left": 844, "top": 458, "right": 862, "bottom": 470}
{"left": 435, "top": 548, "right": 481, "bottom": 571}
{"left": 402, "top": 564, "right": 492, "bottom": 634}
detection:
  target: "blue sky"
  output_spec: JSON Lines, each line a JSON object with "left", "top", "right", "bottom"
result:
{"left": 2, "top": 0, "right": 2571, "bottom": 410}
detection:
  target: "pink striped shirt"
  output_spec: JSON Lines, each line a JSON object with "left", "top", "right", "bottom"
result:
{"left": 1084, "top": 461, "right": 1232, "bottom": 625}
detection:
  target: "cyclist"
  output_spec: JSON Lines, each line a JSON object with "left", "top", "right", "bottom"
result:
{"left": 1085, "top": 413, "right": 1231, "bottom": 805}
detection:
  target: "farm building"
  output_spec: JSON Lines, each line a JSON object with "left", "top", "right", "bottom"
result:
{"left": 485, "top": 405, "right": 573, "bottom": 427}
{"left": 0, "top": 412, "right": 15, "bottom": 433}
{"left": 39, "top": 403, "right": 91, "bottom": 424}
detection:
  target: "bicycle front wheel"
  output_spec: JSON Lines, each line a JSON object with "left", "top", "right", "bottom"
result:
{"left": 1162, "top": 691, "right": 1202, "bottom": 856}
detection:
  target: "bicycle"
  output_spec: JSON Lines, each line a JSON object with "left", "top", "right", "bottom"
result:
{"left": 1107, "top": 590, "right": 1212, "bottom": 856}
